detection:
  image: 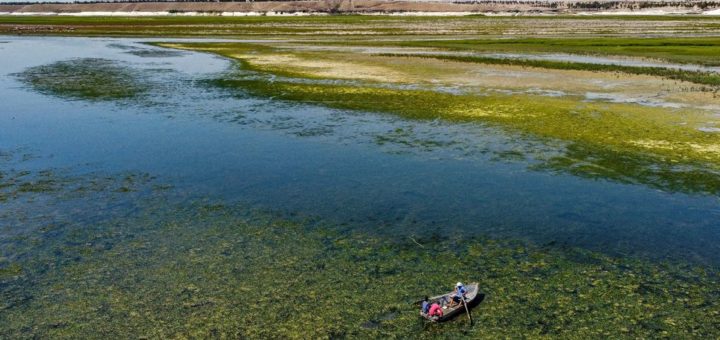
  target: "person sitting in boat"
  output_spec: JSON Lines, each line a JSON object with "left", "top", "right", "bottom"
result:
{"left": 447, "top": 282, "right": 467, "bottom": 307}
{"left": 421, "top": 296, "right": 430, "bottom": 314}
{"left": 428, "top": 302, "right": 443, "bottom": 318}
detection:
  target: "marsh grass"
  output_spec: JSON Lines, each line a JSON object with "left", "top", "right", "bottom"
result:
{"left": 15, "top": 58, "right": 148, "bottom": 101}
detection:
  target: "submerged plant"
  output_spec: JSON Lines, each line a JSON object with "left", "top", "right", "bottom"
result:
{"left": 1, "top": 194, "right": 718, "bottom": 338}
{"left": 15, "top": 58, "right": 148, "bottom": 101}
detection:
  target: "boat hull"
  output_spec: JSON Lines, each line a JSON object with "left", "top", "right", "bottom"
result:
{"left": 420, "top": 283, "right": 482, "bottom": 322}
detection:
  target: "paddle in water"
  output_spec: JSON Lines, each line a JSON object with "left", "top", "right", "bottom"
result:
{"left": 462, "top": 295, "right": 473, "bottom": 325}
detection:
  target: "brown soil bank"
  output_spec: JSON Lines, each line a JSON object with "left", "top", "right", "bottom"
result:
{"left": 1, "top": 0, "right": 719, "bottom": 15}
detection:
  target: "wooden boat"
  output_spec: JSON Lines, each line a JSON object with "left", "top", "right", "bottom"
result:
{"left": 419, "top": 282, "right": 481, "bottom": 322}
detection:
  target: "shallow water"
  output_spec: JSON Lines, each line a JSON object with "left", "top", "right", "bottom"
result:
{"left": 1, "top": 36, "right": 720, "bottom": 268}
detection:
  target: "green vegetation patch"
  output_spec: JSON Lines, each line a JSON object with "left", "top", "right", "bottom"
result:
{"left": 0, "top": 166, "right": 157, "bottom": 204}
{"left": 1, "top": 199, "right": 718, "bottom": 338}
{"left": 379, "top": 53, "right": 720, "bottom": 88}
{"left": 15, "top": 58, "right": 148, "bottom": 101}
{"left": 364, "top": 37, "right": 720, "bottom": 67}
{"left": 0, "top": 263, "right": 22, "bottom": 280}
{"left": 0, "top": 169, "right": 61, "bottom": 202}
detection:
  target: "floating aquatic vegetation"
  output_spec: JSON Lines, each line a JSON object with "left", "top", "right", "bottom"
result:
{"left": 15, "top": 58, "right": 149, "bottom": 101}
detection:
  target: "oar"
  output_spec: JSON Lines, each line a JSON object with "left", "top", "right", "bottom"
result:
{"left": 462, "top": 295, "right": 473, "bottom": 325}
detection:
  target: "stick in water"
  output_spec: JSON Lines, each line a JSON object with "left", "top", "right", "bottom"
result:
{"left": 409, "top": 235, "right": 425, "bottom": 248}
{"left": 462, "top": 296, "right": 473, "bottom": 325}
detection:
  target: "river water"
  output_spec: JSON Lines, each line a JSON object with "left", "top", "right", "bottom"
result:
{"left": 1, "top": 36, "right": 719, "bottom": 267}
